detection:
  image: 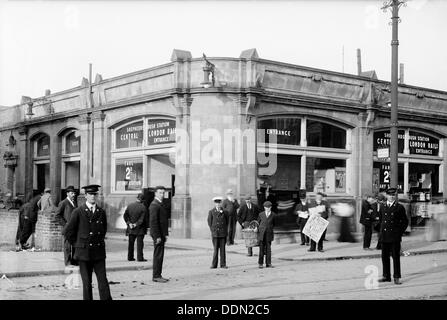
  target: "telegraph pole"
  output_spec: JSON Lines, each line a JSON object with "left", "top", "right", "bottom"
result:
{"left": 382, "top": 0, "right": 406, "bottom": 192}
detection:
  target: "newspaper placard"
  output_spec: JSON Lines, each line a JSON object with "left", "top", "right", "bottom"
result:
{"left": 302, "top": 214, "right": 329, "bottom": 243}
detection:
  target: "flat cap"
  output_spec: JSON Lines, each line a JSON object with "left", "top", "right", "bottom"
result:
{"left": 44, "top": 187, "right": 51, "bottom": 193}
{"left": 244, "top": 195, "right": 252, "bottom": 200}
{"left": 226, "top": 189, "right": 234, "bottom": 195}
{"left": 82, "top": 184, "right": 101, "bottom": 194}
{"left": 263, "top": 201, "right": 272, "bottom": 208}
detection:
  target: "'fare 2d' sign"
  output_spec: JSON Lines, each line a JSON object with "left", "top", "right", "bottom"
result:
{"left": 147, "top": 119, "right": 176, "bottom": 145}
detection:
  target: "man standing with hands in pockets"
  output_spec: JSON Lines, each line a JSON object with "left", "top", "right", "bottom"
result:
{"left": 149, "top": 186, "right": 170, "bottom": 283}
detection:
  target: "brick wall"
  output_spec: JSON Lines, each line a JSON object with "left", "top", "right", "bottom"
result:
{"left": 35, "top": 211, "right": 63, "bottom": 251}
{"left": 0, "top": 209, "right": 63, "bottom": 251}
{"left": 0, "top": 209, "right": 19, "bottom": 246}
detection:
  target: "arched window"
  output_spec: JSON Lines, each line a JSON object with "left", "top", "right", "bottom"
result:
{"left": 64, "top": 131, "right": 81, "bottom": 154}
{"left": 36, "top": 135, "right": 50, "bottom": 157}
{"left": 306, "top": 120, "right": 346, "bottom": 149}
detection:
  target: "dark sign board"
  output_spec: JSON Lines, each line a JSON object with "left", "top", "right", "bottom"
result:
{"left": 374, "top": 162, "right": 403, "bottom": 192}
{"left": 409, "top": 131, "right": 439, "bottom": 156}
{"left": 257, "top": 118, "right": 301, "bottom": 145}
{"left": 147, "top": 119, "right": 176, "bottom": 145}
{"left": 116, "top": 121, "right": 144, "bottom": 149}
{"left": 373, "top": 130, "right": 405, "bottom": 153}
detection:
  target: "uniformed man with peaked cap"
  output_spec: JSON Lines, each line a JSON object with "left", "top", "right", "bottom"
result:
{"left": 63, "top": 184, "right": 112, "bottom": 300}
{"left": 208, "top": 196, "right": 230, "bottom": 268}
{"left": 378, "top": 187, "right": 408, "bottom": 285}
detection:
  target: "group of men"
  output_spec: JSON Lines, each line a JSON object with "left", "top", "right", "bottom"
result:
{"left": 207, "top": 191, "right": 276, "bottom": 269}
{"left": 360, "top": 188, "right": 409, "bottom": 284}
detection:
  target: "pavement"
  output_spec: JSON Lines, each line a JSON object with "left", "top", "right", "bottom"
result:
{"left": 1, "top": 228, "right": 446, "bottom": 278}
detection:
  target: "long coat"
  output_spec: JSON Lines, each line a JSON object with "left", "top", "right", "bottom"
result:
{"left": 257, "top": 211, "right": 276, "bottom": 242}
{"left": 222, "top": 199, "right": 240, "bottom": 218}
{"left": 63, "top": 203, "right": 108, "bottom": 261}
{"left": 149, "top": 199, "right": 169, "bottom": 240}
{"left": 360, "top": 200, "right": 374, "bottom": 226}
{"left": 55, "top": 198, "right": 77, "bottom": 227}
{"left": 378, "top": 202, "right": 408, "bottom": 243}
{"left": 238, "top": 203, "right": 261, "bottom": 226}
{"left": 124, "top": 201, "right": 148, "bottom": 236}
{"left": 207, "top": 207, "right": 229, "bottom": 238}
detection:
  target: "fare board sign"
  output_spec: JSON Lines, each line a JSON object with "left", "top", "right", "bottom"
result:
{"left": 147, "top": 119, "right": 176, "bottom": 145}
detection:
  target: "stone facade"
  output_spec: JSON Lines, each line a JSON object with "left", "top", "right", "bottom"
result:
{"left": 1, "top": 48, "right": 447, "bottom": 244}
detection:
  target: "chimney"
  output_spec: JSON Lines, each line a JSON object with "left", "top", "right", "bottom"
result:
{"left": 399, "top": 63, "right": 404, "bottom": 84}
{"left": 357, "top": 48, "right": 362, "bottom": 76}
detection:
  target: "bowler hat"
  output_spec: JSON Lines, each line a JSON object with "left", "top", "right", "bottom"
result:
{"left": 386, "top": 188, "right": 397, "bottom": 195}
{"left": 82, "top": 184, "right": 101, "bottom": 194}
{"left": 65, "top": 186, "right": 76, "bottom": 193}
{"left": 263, "top": 201, "right": 272, "bottom": 208}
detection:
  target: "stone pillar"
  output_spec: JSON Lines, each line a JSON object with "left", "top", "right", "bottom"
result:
{"left": 170, "top": 94, "right": 192, "bottom": 238}
{"left": 50, "top": 127, "right": 62, "bottom": 203}
{"left": 18, "top": 126, "right": 32, "bottom": 201}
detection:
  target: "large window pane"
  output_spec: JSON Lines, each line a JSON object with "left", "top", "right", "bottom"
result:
{"left": 257, "top": 118, "right": 301, "bottom": 145}
{"left": 37, "top": 136, "right": 50, "bottom": 157}
{"left": 409, "top": 163, "right": 440, "bottom": 196}
{"left": 307, "top": 120, "right": 346, "bottom": 149}
{"left": 115, "top": 158, "right": 143, "bottom": 191}
{"left": 257, "top": 154, "right": 301, "bottom": 190}
{"left": 306, "top": 158, "right": 346, "bottom": 193}
{"left": 65, "top": 131, "right": 80, "bottom": 154}
{"left": 116, "top": 121, "right": 144, "bottom": 149}
{"left": 147, "top": 154, "right": 175, "bottom": 187}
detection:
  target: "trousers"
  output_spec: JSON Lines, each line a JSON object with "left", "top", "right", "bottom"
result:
{"left": 381, "top": 241, "right": 402, "bottom": 279}
{"left": 258, "top": 240, "right": 272, "bottom": 266}
{"left": 227, "top": 215, "right": 237, "bottom": 244}
{"left": 211, "top": 237, "right": 226, "bottom": 267}
{"left": 152, "top": 237, "right": 165, "bottom": 278}
{"left": 78, "top": 259, "right": 112, "bottom": 300}
{"left": 363, "top": 224, "right": 373, "bottom": 248}
{"left": 128, "top": 234, "right": 145, "bottom": 260}
{"left": 310, "top": 230, "right": 327, "bottom": 251}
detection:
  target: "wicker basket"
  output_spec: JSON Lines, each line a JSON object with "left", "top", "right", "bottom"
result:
{"left": 242, "top": 220, "right": 259, "bottom": 247}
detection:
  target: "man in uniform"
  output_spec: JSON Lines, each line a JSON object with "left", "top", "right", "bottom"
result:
{"left": 222, "top": 189, "right": 240, "bottom": 245}
{"left": 124, "top": 193, "right": 149, "bottom": 262}
{"left": 238, "top": 195, "right": 261, "bottom": 256}
{"left": 208, "top": 196, "right": 229, "bottom": 268}
{"left": 257, "top": 201, "right": 276, "bottom": 268}
{"left": 55, "top": 185, "right": 78, "bottom": 268}
{"left": 63, "top": 184, "right": 112, "bottom": 300}
{"left": 375, "top": 193, "right": 386, "bottom": 250}
{"left": 149, "top": 186, "right": 170, "bottom": 283}
{"left": 378, "top": 188, "right": 408, "bottom": 285}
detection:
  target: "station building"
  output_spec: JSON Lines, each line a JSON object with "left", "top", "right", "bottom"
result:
{"left": 1, "top": 48, "right": 447, "bottom": 245}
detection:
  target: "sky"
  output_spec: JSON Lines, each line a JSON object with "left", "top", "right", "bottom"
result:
{"left": 0, "top": 0, "right": 446, "bottom": 107}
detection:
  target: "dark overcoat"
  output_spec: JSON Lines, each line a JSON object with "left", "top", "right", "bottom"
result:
{"left": 149, "top": 199, "right": 169, "bottom": 240}
{"left": 257, "top": 211, "right": 276, "bottom": 242}
{"left": 55, "top": 198, "right": 77, "bottom": 227}
{"left": 207, "top": 207, "right": 229, "bottom": 238}
{"left": 124, "top": 201, "right": 148, "bottom": 236}
{"left": 378, "top": 202, "right": 408, "bottom": 243}
{"left": 63, "top": 203, "right": 108, "bottom": 261}
{"left": 238, "top": 203, "right": 261, "bottom": 226}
